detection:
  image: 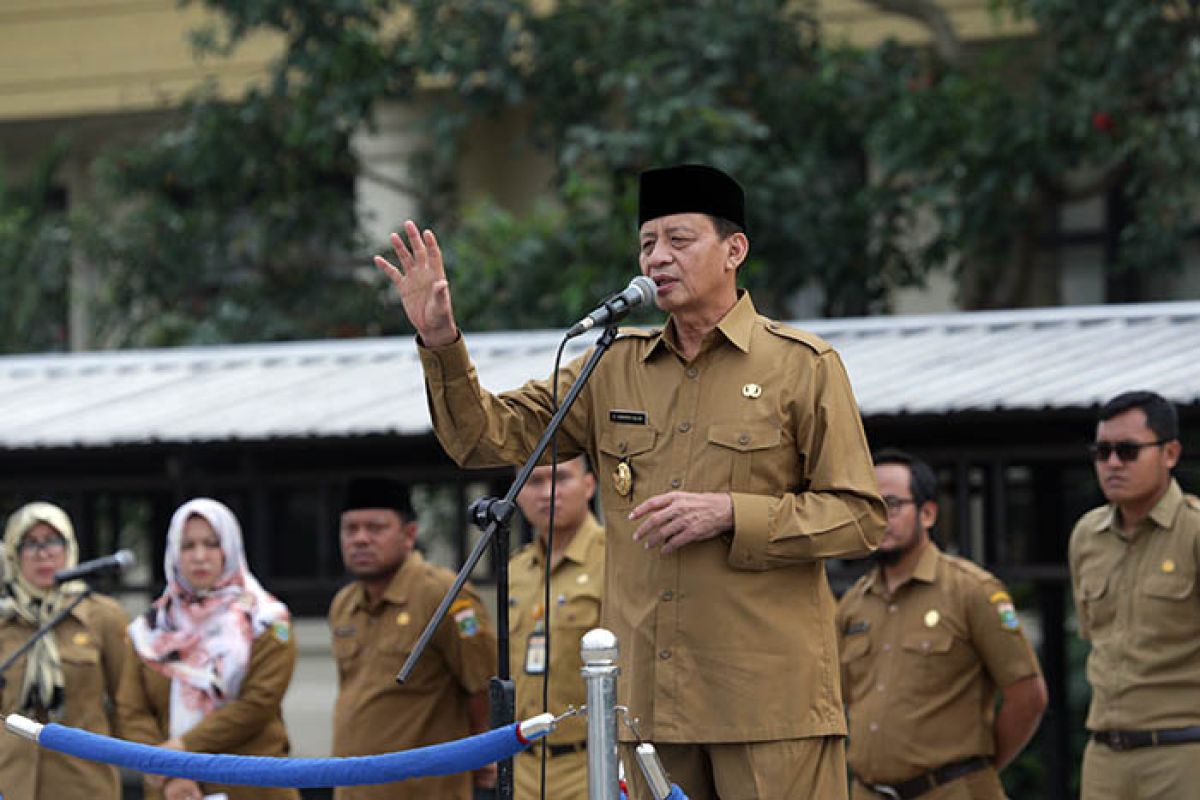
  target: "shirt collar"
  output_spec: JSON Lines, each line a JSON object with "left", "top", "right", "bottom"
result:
{"left": 532, "top": 513, "right": 603, "bottom": 569}
{"left": 351, "top": 550, "right": 423, "bottom": 611}
{"left": 864, "top": 541, "right": 940, "bottom": 596}
{"left": 642, "top": 290, "right": 756, "bottom": 362}
{"left": 1090, "top": 479, "right": 1184, "bottom": 536}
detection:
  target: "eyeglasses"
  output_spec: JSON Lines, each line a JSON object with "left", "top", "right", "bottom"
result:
{"left": 19, "top": 537, "right": 66, "bottom": 556}
{"left": 882, "top": 496, "right": 916, "bottom": 514}
{"left": 1089, "top": 440, "right": 1168, "bottom": 463}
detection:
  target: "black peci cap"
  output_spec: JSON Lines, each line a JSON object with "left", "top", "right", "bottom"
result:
{"left": 342, "top": 477, "right": 414, "bottom": 518}
{"left": 638, "top": 164, "right": 746, "bottom": 232}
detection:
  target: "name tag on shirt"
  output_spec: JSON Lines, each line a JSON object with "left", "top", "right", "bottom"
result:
{"left": 525, "top": 630, "right": 547, "bottom": 675}
{"left": 609, "top": 410, "right": 647, "bottom": 425}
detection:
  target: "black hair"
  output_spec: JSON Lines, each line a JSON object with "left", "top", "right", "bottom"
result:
{"left": 873, "top": 448, "right": 939, "bottom": 507}
{"left": 709, "top": 215, "right": 744, "bottom": 241}
{"left": 1099, "top": 391, "right": 1179, "bottom": 441}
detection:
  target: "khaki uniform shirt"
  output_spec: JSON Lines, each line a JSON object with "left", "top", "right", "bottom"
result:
{"left": 836, "top": 544, "right": 1042, "bottom": 785}
{"left": 509, "top": 513, "right": 604, "bottom": 745}
{"left": 1069, "top": 479, "right": 1200, "bottom": 731}
{"left": 0, "top": 593, "right": 127, "bottom": 800}
{"left": 330, "top": 551, "right": 497, "bottom": 800}
{"left": 419, "top": 291, "right": 885, "bottom": 742}
{"left": 116, "top": 622, "right": 300, "bottom": 800}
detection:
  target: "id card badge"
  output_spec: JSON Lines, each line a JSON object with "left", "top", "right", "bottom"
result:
{"left": 524, "top": 625, "right": 547, "bottom": 675}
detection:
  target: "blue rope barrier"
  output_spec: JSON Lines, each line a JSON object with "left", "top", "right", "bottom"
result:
{"left": 33, "top": 722, "right": 535, "bottom": 788}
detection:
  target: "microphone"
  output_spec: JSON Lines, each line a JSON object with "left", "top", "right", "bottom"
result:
{"left": 54, "top": 549, "right": 136, "bottom": 583}
{"left": 566, "top": 276, "right": 657, "bottom": 338}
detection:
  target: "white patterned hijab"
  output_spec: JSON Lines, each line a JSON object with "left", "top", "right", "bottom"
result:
{"left": 128, "top": 498, "right": 289, "bottom": 737}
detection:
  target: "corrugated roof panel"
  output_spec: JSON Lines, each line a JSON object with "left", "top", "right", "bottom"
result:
{"left": 1, "top": 301, "right": 1198, "bottom": 449}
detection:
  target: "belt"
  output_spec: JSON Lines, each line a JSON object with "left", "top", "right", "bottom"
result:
{"left": 525, "top": 740, "right": 587, "bottom": 758}
{"left": 863, "top": 756, "right": 990, "bottom": 800}
{"left": 1092, "top": 726, "right": 1200, "bottom": 751}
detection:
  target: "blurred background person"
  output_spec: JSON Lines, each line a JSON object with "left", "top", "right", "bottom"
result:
{"left": 118, "top": 497, "right": 299, "bottom": 800}
{"left": 509, "top": 456, "right": 603, "bottom": 800}
{"left": 0, "top": 501, "right": 129, "bottom": 800}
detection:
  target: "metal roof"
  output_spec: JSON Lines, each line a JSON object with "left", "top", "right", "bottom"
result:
{"left": 2, "top": 301, "right": 1198, "bottom": 449}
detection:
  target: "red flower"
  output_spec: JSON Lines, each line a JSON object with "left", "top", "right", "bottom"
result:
{"left": 1092, "top": 111, "right": 1114, "bottom": 134}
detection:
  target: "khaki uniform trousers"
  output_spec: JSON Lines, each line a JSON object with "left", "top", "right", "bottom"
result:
{"left": 515, "top": 747, "right": 588, "bottom": 800}
{"left": 1082, "top": 739, "right": 1200, "bottom": 800}
{"left": 622, "top": 736, "right": 847, "bottom": 800}
{"left": 850, "top": 766, "right": 1005, "bottom": 800}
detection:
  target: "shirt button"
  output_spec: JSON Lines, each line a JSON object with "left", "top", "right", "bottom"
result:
{"left": 659, "top": 649, "right": 671, "bottom": 660}
{"left": 882, "top": 643, "right": 892, "bottom": 653}
{"left": 670, "top": 478, "right": 681, "bottom": 489}
{"left": 888, "top": 604, "right": 898, "bottom": 614}
{"left": 661, "top": 590, "right": 674, "bottom": 601}
{"left": 868, "top": 722, "right": 879, "bottom": 732}
{"left": 686, "top": 367, "right": 698, "bottom": 379}
{"left": 876, "top": 683, "right": 885, "bottom": 692}
{"left": 678, "top": 422, "right": 691, "bottom": 433}
{"left": 738, "top": 433, "right": 750, "bottom": 445}
{"left": 618, "top": 442, "right": 628, "bottom": 453}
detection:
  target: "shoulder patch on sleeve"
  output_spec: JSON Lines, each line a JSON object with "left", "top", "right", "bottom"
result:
{"left": 992, "top": 593, "right": 1021, "bottom": 631}
{"left": 450, "top": 597, "right": 481, "bottom": 638}
{"left": 761, "top": 320, "right": 830, "bottom": 354}
{"left": 271, "top": 621, "right": 291, "bottom": 643}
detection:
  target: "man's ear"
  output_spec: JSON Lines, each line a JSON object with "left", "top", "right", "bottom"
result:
{"left": 727, "top": 232, "right": 749, "bottom": 271}
{"left": 919, "top": 501, "right": 938, "bottom": 535}
{"left": 1163, "top": 439, "right": 1182, "bottom": 470}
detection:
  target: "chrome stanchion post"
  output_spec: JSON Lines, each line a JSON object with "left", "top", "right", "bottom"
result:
{"left": 581, "top": 628, "right": 620, "bottom": 800}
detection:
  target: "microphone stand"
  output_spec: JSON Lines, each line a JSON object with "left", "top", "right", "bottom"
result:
{"left": 397, "top": 324, "right": 621, "bottom": 800}
{"left": 0, "top": 586, "right": 93, "bottom": 690}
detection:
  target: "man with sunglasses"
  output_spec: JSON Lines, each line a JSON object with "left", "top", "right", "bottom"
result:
{"left": 1070, "top": 390, "right": 1200, "bottom": 799}
{"left": 837, "top": 450, "right": 1047, "bottom": 799}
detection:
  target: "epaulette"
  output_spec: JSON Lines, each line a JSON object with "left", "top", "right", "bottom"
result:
{"left": 761, "top": 319, "right": 830, "bottom": 354}
{"left": 942, "top": 551, "right": 997, "bottom": 585}
{"left": 615, "top": 326, "right": 661, "bottom": 339}
{"left": 1186, "top": 494, "right": 1200, "bottom": 512}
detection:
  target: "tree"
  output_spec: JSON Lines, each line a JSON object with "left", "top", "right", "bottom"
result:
{"left": 0, "top": 141, "right": 72, "bottom": 353}
{"left": 22, "top": 0, "right": 1200, "bottom": 348}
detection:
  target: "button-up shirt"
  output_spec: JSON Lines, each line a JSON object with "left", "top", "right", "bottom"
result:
{"left": 1069, "top": 479, "right": 1200, "bottom": 731}
{"left": 509, "top": 513, "right": 604, "bottom": 745}
{"left": 329, "top": 551, "right": 496, "bottom": 800}
{"left": 419, "top": 291, "right": 885, "bottom": 742}
{"left": 836, "top": 544, "right": 1041, "bottom": 784}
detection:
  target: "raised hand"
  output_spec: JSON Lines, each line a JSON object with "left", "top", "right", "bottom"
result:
{"left": 373, "top": 220, "right": 459, "bottom": 346}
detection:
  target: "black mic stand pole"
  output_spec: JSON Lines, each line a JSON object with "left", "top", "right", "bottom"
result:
{"left": 0, "top": 586, "right": 93, "bottom": 689}
{"left": 397, "top": 324, "right": 621, "bottom": 800}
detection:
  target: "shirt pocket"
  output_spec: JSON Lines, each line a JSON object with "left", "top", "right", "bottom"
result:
{"left": 60, "top": 644, "right": 102, "bottom": 705}
{"left": 707, "top": 423, "right": 783, "bottom": 493}
{"left": 597, "top": 426, "right": 657, "bottom": 508}
{"left": 1139, "top": 569, "right": 1197, "bottom": 643}
{"left": 1078, "top": 571, "right": 1116, "bottom": 637}
{"left": 900, "top": 630, "right": 958, "bottom": 698}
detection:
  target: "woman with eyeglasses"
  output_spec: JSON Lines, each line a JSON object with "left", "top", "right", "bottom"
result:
{"left": 117, "top": 498, "right": 300, "bottom": 800}
{"left": 0, "top": 502, "right": 130, "bottom": 800}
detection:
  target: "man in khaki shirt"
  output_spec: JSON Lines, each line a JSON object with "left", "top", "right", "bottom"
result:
{"left": 1069, "top": 391, "right": 1200, "bottom": 799}
{"left": 837, "top": 450, "right": 1047, "bottom": 799}
{"left": 510, "top": 455, "right": 603, "bottom": 800}
{"left": 330, "top": 477, "right": 497, "bottom": 800}
{"left": 373, "top": 164, "right": 885, "bottom": 799}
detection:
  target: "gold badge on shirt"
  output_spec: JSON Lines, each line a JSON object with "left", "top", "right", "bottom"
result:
{"left": 396, "top": 611, "right": 411, "bottom": 627}
{"left": 924, "top": 610, "right": 940, "bottom": 628}
{"left": 1162, "top": 559, "right": 1176, "bottom": 573}
{"left": 614, "top": 459, "right": 633, "bottom": 497}
{"left": 72, "top": 632, "right": 90, "bottom": 646}
{"left": 742, "top": 383, "right": 762, "bottom": 399}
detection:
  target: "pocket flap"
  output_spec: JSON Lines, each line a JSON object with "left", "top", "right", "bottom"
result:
{"left": 839, "top": 633, "right": 871, "bottom": 663}
{"left": 707, "top": 423, "right": 781, "bottom": 452}
{"left": 598, "top": 427, "right": 656, "bottom": 458}
{"left": 1142, "top": 572, "right": 1194, "bottom": 601}
{"left": 1079, "top": 574, "right": 1110, "bottom": 602}
{"left": 901, "top": 631, "right": 954, "bottom": 655}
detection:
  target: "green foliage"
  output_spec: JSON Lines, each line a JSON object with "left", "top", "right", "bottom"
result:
{"left": 11, "top": 0, "right": 1196, "bottom": 349}
{"left": 0, "top": 141, "right": 72, "bottom": 353}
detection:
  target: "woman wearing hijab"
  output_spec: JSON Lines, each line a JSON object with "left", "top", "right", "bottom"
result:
{"left": 0, "top": 502, "right": 129, "bottom": 800}
{"left": 117, "top": 498, "right": 300, "bottom": 800}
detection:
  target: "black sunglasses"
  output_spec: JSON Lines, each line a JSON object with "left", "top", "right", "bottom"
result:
{"left": 1089, "top": 440, "right": 1168, "bottom": 463}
